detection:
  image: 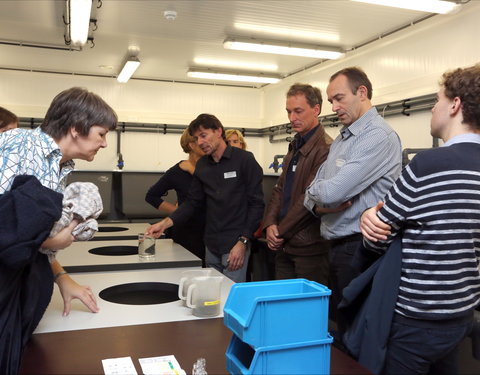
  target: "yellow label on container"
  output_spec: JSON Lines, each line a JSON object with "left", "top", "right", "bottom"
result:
{"left": 204, "top": 300, "right": 220, "bottom": 306}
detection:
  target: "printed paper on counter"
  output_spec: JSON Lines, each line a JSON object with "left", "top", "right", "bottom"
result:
{"left": 139, "top": 355, "right": 186, "bottom": 375}
{"left": 102, "top": 356, "right": 138, "bottom": 375}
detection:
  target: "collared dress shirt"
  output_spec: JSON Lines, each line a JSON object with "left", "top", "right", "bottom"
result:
{"left": 304, "top": 107, "right": 402, "bottom": 240}
{"left": 0, "top": 127, "right": 74, "bottom": 194}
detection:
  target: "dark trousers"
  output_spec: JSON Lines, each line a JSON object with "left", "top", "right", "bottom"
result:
{"left": 275, "top": 250, "right": 329, "bottom": 286}
{"left": 328, "top": 234, "right": 363, "bottom": 333}
{"left": 383, "top": 313, "right": 474, "bottom": 375}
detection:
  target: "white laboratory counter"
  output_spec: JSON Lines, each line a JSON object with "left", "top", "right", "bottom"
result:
{"left": 92, "top": 222, "right": 153, "bottom": 240}
{"left": 56, "top": 238, "right": 202, "bottom": 272}
{"left": 35, "top": 267, "right": 234, "bottom": 334}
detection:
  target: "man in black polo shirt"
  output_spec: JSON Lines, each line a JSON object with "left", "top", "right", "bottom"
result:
{"left": 146, "top": 113, "right": 264, "bottom": 282}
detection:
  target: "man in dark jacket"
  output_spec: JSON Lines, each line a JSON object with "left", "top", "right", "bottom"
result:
{"left": 262, "top": 83, "right": 332, "bottom": 284}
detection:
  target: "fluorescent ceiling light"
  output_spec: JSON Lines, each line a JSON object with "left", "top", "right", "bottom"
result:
{"left": 187, "top": 69, "right": 281, "bottom": 84}
{"left": 193, "top": 57, "right": 278, "bottom": 72}
{"left": 223, "top": 38, "right": 344, "bottom": 60}
{"left": 69, "top": 0, "right": 92, "bottom": 45}
{"left": 234, "top": 23, "right": 340, "bottom": 43}
{"left": 117, "top": 57, "right": 140, "bottom": 83}
{"left": 351, "top": 0, "right": 460, "bottom": 14}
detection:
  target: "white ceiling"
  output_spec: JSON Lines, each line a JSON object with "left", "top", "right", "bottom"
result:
{"left": 0, "top": 0, "right": 443, "bottom": 87}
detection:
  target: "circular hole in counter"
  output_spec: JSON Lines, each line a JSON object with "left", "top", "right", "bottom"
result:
{"left": 98, "top": 226, "right": 129, "bottom": 232}
{"left": 89, "top": 245, "right": 138, "bottom": 256}
{"left": 99, "top": 282, "right": 179, "bottom": 305}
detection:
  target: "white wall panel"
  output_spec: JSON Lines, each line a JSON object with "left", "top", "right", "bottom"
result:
{"left": 262, "top": 3, "right": 480, "bottom": 125}
{"left": 260, "top": 3, "right": 480, "bottom": 170}
{"left": 0, "top": 69, "right": 262, "bottom": 171}
{"left": 0, "top": 70, "right": 262, "bottom": 127}
{"left": 1, "top": 3, "right": 479, "bottom": 173}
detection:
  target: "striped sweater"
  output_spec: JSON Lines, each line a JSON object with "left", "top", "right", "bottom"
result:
{"left": 366, "top": 141, "right": 480, "bottom": 320}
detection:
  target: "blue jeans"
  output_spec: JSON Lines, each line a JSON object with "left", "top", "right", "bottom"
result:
{"left": 205, "top": 245, "right": 250, "bottom": 283}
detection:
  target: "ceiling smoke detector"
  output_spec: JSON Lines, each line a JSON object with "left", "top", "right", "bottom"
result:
{"left": 164, "top": 10, "right": 177, "bottom": 21}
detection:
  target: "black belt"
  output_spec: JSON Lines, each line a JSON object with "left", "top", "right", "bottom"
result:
{"left": 393, "top": 311, "right": 474, "bottom": 328}
{"left": 330, "top": 233, "right": 363, "bottom": 247}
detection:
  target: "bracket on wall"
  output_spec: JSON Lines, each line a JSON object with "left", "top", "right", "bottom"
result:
{"left": 401, "top": 100, "right": 411, "bottom": 116}
{"left": 269, "top": 155, "right": 285, "bottom": 173}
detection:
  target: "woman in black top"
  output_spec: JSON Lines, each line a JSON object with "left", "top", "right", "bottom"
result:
{"left": 145, "top": 129, "right": 206, "bottom": 264}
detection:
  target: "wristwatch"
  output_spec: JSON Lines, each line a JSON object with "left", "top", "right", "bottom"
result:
{"left": 238, "top": 236, "right": 249, "bottom": 245}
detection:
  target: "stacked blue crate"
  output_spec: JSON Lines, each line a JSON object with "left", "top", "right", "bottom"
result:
{"left": 224, "top": 279, "right": 332, "bottom": 375}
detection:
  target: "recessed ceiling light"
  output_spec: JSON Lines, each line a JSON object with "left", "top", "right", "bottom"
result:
{"left": 351, "top": 0, "right": 460, "bottom": 14}
{"left": 187, "top": 68, "right": 281, "bottom": 84}
{"left": 193, "top": 58, "right": 278, "bottom": 72}
{"left": 68, "top": 0, "right": 93, "bottom": 46}
{"left": 224, "top": 37, "right": 344, "bottom": 59}
{"left": 234, "top": 23, "right": 340, "bottom": 43}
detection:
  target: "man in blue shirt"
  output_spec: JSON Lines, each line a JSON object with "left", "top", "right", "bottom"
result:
{"left": 146, "top": 114, "right": 264, "bottom": 282}
{"left": 304, "top": 67, "right": 402, "bottom": 335}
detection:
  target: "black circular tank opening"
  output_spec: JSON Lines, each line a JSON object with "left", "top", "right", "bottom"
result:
{"left": 99, "top": 282, "right": 179, "bottom": 305}
{"left": 98, "top": 226, "right": 129, "bottom": 232}
{"left": 88, "top": 245, "right": 137, "bottom": 256}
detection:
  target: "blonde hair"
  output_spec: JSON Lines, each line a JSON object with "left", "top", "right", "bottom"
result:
{"left": 180, "top": 128, "right": 195, "bottom": 153}
{"left": 225, "top": 129, "right": 247, "bottom": 150}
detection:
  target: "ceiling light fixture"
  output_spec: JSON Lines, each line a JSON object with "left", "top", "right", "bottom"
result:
{"left": 187, "top": 68, "right": 281, "bottom": 84}
{"left": 68, "top": 0, "right": 93, "bottom": 45}
{"left": 117, "top": 56, "right": 141, "bottom": 83}
{"left": 223, "top": 37, "right": 344, "bottom": 60}
{"left": 234, "top": 23, "right": 340, "bottom": 43}
{"left": 351, "top": 0, "right": 460, "bottom": 14}
{"left": 193, "top": 57, "right": 278, "bottom": 72}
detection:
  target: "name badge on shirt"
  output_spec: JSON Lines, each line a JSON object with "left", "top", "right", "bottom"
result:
{"left": 336, "top": 158, "right": 345, "bottom": 167}
{"left": 224, "top": 171, "right": 237, "bottom": 179}
{"left": 292, "top": 165, "right": 297, "bottom": 172}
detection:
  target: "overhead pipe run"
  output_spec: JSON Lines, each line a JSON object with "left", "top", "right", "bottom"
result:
{"left": 319, "top": 93, "right": 436, "bottom": 129}
{"left": 0, "top": 38, "right": 82, "bottom": 52}
{"left": 260, "top": 93, "right": 437, "bottom": 140}
{"left": 17, "top": 118, "right": 265, "bottom": 137}
{"left": 18, "top": 92, "right": 438, "bottom": 144}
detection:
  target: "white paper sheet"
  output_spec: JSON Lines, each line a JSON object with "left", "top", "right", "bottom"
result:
{"left": 139, "top": 355, "right": 186, "bottom": 375}
{"left": 102, "top": 356, "right": 138, "bottom": 375}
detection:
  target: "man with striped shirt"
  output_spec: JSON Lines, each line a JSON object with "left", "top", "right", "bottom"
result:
{"left": 304, "top": 67, "right": 402, "bottom": 335}
{"left": 361, "top": 65, "right": 480, "bottom": 374}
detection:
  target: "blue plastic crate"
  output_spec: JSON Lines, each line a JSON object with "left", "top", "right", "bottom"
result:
{"left": 226, "top": 334, "right": 333, "bottom": 375}
{"left": 224, "top": 279, "right": 330, "bottom": 348}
